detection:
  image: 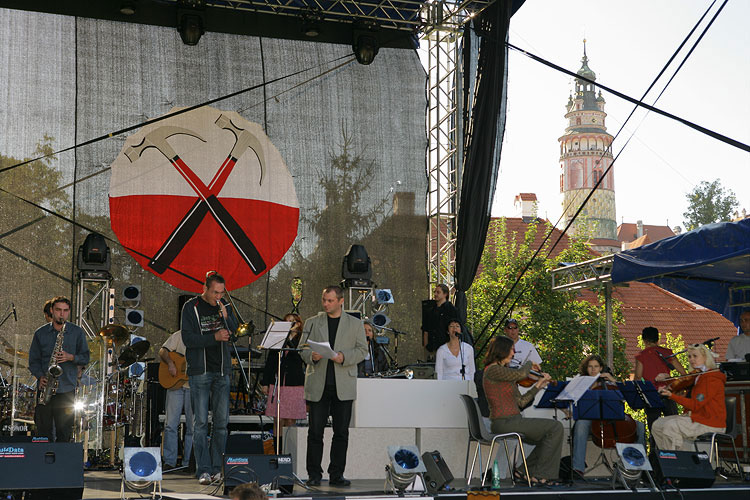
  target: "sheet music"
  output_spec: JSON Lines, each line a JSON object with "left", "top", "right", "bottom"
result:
{"left": 555, "top": 374, "right": 599, "bottom": 402}
{"left": 259, "top": 321, "right": 293, "bottom": 349}
{"left": 306, "top": 340, "right": 337, "bottom": 359}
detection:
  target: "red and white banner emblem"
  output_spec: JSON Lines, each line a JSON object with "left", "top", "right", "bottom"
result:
{"left": 109, "top": 107, "right": 299, "bottom": 292}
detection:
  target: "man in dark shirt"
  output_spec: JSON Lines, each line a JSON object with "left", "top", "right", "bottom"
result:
{"left": 181, "top": 272, "right": 238, "bottom": 485}
{"left": 300, "top": 286, "right": 367, "bottom": 486}
{"left": 28, "top": 296, "right": 89, "bottom": 442}
{"left": 421, "top": 284, "right": 458, "bottom": 357}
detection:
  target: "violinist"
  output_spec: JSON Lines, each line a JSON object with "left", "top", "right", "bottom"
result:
{"left": 571, "top": 355, "right": 645, "bottom": 478}
{"left": 483, "top": 336, "right": 563, "bottom": 486}
{"left": 634, "top": 326, "right": 687, "bottom": 443}
{"left": 652, "top": 344, "right": 726, "bottom": 451}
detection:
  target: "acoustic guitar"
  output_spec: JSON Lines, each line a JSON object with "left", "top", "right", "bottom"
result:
{"left": 158, "top": 351, "right": 188, "bottom": 389}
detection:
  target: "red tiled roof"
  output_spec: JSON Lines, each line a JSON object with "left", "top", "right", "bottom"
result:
{"left": 515, "top": 193, "right": 538, "bottom": 201}
{"left": 617, "top": 223, "right": 675, "bottom": 243}
{"left": 624, "top": 233, "right": 651, "bottom": 249}
{"left": 581, "top": 282, "right": 737, "bottom": 368}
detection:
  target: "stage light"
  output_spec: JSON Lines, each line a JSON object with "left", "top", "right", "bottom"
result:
{"left": 73, "top": 400, "right": 85, "bottom": 411}
{"left": 77, "top": 232, "right": 111, "bottom": 272}
{"left": 375, "top": 289, "right": 394, "bottom": 304}
{"left": 125, "top": 308, "right": 144, "bottom": 328}
{"left": 123, "top": 447, "right": 162, "bottom": 482}
{"left": 301, "top": 14, "right": 320, "bottom": 37}
{"left": 177, "top": 3, "right": 205, "bottom": 46}
{"left": 612, "top": 443, "right": 655, "bottom": 490}
{"left": 119, "top": 1, "right": 136, "bottom": 15}
{"left": 385, "top": 445, "right": 426, "bottom": 494}
{"left": 353, "top": 32, "right": 379, "bottom": 65}
{"left": 341, "top": 244, "right": 372, "bottom": 288}
{"left": 372, "top": 312, "right": 390, "bottom": 328}
{"left": 122, "top": 285, "right": 142, "bottom": 305}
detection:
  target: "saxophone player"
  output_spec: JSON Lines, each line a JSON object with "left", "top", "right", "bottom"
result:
{"left": 29, "top": 296, "right": 89, "bottom": 442}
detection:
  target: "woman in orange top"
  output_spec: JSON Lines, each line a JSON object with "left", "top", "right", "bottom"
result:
{"left": 651, "top": 343, "right": 726, "bottom": 450}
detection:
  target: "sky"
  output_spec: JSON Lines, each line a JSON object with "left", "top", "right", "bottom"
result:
{"left": 490, "top": 0, "right": 749, "bottom": 232}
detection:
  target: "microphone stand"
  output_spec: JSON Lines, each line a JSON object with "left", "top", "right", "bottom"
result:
{"left": 377, "top": 325, "right": 406, "bottom": 369}
{"left": 220, "top": 301, "right": 252, "bottom": 412}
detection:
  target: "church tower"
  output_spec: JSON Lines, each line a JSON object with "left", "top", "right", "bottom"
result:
{"left": 558, "top": 41, "right": 617, "bottom": 246}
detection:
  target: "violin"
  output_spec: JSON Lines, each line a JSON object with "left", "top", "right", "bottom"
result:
{"left": 661, "top": 368, "right": 720, "bottom": 394}
{"left": 517, "top": 369, "right": 544, "bottom": 388}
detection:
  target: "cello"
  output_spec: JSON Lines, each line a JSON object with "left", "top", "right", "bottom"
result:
{"left": 589, "top": 372, "right": 638, "bottom": 448}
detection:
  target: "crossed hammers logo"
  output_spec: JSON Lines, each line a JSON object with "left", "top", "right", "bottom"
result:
{"left": 124, "top": 114, "right": 267, "bottom": 275}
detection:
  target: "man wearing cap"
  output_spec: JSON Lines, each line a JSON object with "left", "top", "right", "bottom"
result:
{"left": 504, "top": 318, "right": 542, "bottom": 368}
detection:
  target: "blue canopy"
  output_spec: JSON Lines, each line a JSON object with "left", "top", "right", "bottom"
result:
{"left": 611, "top": 218, "right": 750, "bottom": 325}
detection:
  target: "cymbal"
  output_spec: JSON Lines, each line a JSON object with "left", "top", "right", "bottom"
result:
{"left": 129, "top": 339, "right": 150, "bottom": 359}
{"left": 4, "top": 348, "right": 28, "bottom": 359}
{"left": 117, "top": 349, "right": 137, "bottom": 369}
{"left": 98, "top": 324, "right": 129, "bottom": 345}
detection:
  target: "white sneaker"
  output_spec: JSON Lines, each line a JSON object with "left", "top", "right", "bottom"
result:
{"left": 211, "top": 472, "right": 222, "bottom": 483}
{"left": 198, "top": 472, "right": 211, "bottom": 485}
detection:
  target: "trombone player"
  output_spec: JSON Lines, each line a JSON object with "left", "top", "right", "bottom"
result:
{"left": 28, "top": 296, "right": 89, "bottom": 442}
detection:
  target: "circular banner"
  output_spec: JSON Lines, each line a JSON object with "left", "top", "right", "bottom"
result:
{"left": 109, "top": 107, "right": 299, "bottom": 292}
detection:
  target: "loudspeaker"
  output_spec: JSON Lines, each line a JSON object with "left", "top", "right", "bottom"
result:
{"left": 223, "top": 454, "right": 293, "bottom": 495}
{"left": 225, "top": 431, "right": 271, "bottom": 454}
{"left": 652, "top": 450, "right": 715, "bottom": 488}
{"left": 0, "top": 442, "right": 84, "bottom": 499}
{"left": 422, "top": 450, "right": 453, "bottom": 493}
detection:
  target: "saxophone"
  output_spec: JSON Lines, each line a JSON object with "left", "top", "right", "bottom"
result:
{"left": 38, "top": 322, "right": 66, "bottom": 405}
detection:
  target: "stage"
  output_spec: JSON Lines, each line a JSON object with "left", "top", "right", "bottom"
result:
{"left": 74, "top": 470, "right": 750, "bottom": 499}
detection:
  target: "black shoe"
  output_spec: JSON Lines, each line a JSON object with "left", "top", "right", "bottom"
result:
{"left": 306, "top": 478, "right": 321, "bottom": 487}
{"left": 329, "top": 477, "right": 351, "bottom": 487}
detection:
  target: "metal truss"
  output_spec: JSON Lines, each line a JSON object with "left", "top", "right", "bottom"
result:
{"left": 551, "top": 255, "right": 614, "bottom": 291}
{"left": 202, "top": 0, "right": 496, "bottom": 32}
{"left": 426, "top": 23, "right": 461, "bottom": 289}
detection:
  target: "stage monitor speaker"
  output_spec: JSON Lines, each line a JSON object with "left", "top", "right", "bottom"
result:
{"left": 226, "top": 431, "right": 271, "bottom": 455}
{"left": 0, "top": 442, "right": 84, "bottom": 499}
{"left": 422, "top": 450, "right": 453, "bottom": 493}
{"left": 652, "top": 449, "right": 715, "bottom": 488}
{"left": 223, "top": 454, "right": 293, "bottom": 495}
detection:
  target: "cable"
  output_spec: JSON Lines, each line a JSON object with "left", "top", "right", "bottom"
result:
{"left": 474, "top": 0, "right": 730, "bottom": 356}
{"left": 0, "top": 54, "right": 353, "bottom": 176}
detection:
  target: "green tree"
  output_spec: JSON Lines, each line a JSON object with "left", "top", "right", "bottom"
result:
{"left": 682, "top": 179, "right": 738, "bottom": 231}
{"left": 468, "top": 218, "right": 629, "bottom": 380}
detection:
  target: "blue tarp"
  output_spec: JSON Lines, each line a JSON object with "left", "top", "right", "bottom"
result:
{"left": 611, "top": 218, "right": 750, "bottom": 325}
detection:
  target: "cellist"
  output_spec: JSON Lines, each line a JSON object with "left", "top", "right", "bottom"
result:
{"left": 571, "top": 355, "right": 645, "bottom": 478}
{"left": 652, "top": 344, "right": 726, "bottom": 450}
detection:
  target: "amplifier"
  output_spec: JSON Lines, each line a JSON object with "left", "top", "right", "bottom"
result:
{"left": 0, "top": 442, "right": 84, "bottom": 499}
{"left": 226, "top": 431, "right": 273, "bottom": 455}
{"left": 652, "top": 450, "right": 715, "bottom": 488}
{"left": 720, "top": 361, "right": 750, "bottom": 381}
{"left": 223, "top": 454, "right": 294, "bottom": 495}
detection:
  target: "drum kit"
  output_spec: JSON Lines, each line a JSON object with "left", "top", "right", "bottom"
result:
{"left": 75, "top": 324, "right": 153, "bottom": 453}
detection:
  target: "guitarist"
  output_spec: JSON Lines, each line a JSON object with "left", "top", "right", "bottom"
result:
{"left": 159, "top": 330, "right": 193, "bottom": 471}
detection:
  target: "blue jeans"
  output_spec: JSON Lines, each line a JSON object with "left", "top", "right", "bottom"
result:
{"left": 190, "top": 372, "right": 230, "bottom": 477}
{"left": 163, "top": 386, "right": 193, "bottom": 467}
{"left": 572, "top": 419, "right": 646, "bottom": 473}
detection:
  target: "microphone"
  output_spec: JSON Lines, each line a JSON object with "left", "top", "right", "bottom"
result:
{"left": 702, "top": 337, "right": 719, "bottom": 346}
{"left": 12, "top": 303, "right": 17, "bottom": 321}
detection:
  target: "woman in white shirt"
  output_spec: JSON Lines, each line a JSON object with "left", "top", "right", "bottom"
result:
{"left": 436, "top": 319, "right": 475, "bottom": 380}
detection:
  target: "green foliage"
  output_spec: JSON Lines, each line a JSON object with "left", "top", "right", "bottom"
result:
{"left": 682, "top": 179, "right": 739, "bottom": 231}
{"left": 468, "top": 218, "right": 629, "bottom": 380}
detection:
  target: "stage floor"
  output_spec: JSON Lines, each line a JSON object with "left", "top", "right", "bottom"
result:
{"left": 77, "top": 470, "right": 750, "bottom": 499}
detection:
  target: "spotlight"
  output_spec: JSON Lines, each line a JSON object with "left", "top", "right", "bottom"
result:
{"left": 77, "top": 232, "right": 111, "bottom": 272}
{"left": 386, "top": 445, "right": 426, "bottom": 494}
{"left": 613, "top": 443, "right": 655, "bottom": 490}
{"left": 125, "top": 308, "right": 144, "bottom": 328}
{"left": 119, "top": 1, "right": 136, "bottom": 15}
{"left": 178, "top": 11, "right": 204, "bottom": 46}
{"left": 73, "top": 400, "right": 85, "bottom": 411}
{"left": 375, "top": 289, "right": 394, "bottom": 304}
{"left": 353, "top": 32, "right": 379, "bottom": 65}
{"left": 122, "top": 447, "right": 162, "bottom": 497}
{"left": 301, "top": 15, "right": 320, "bottom": 37}
{"left": 341, "top": 244, "right": 372, "bottom": 288}
{"left": 122, "top": 285, "right": 142, "bottom": 305}
{"left": 372, "top": 312, "right": 390, "bottom": 328}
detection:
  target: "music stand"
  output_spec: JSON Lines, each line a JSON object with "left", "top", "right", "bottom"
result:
{"left": 575, "top": 388, "right": 626, "bottom": 474}
{"left": 616, "top": 381, "right": 663, "bottom": 410}
{"left": 259, "top": 321, "right": 297, "bottom": 454}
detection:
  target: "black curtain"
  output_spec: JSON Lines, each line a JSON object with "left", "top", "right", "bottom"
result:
{"left": 454, "top": 1, "right": 513, "bottom": 329}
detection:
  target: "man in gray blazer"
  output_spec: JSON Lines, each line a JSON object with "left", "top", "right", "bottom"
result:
{"left": 300, "top": 285, "right": 367, "bottom": 486}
